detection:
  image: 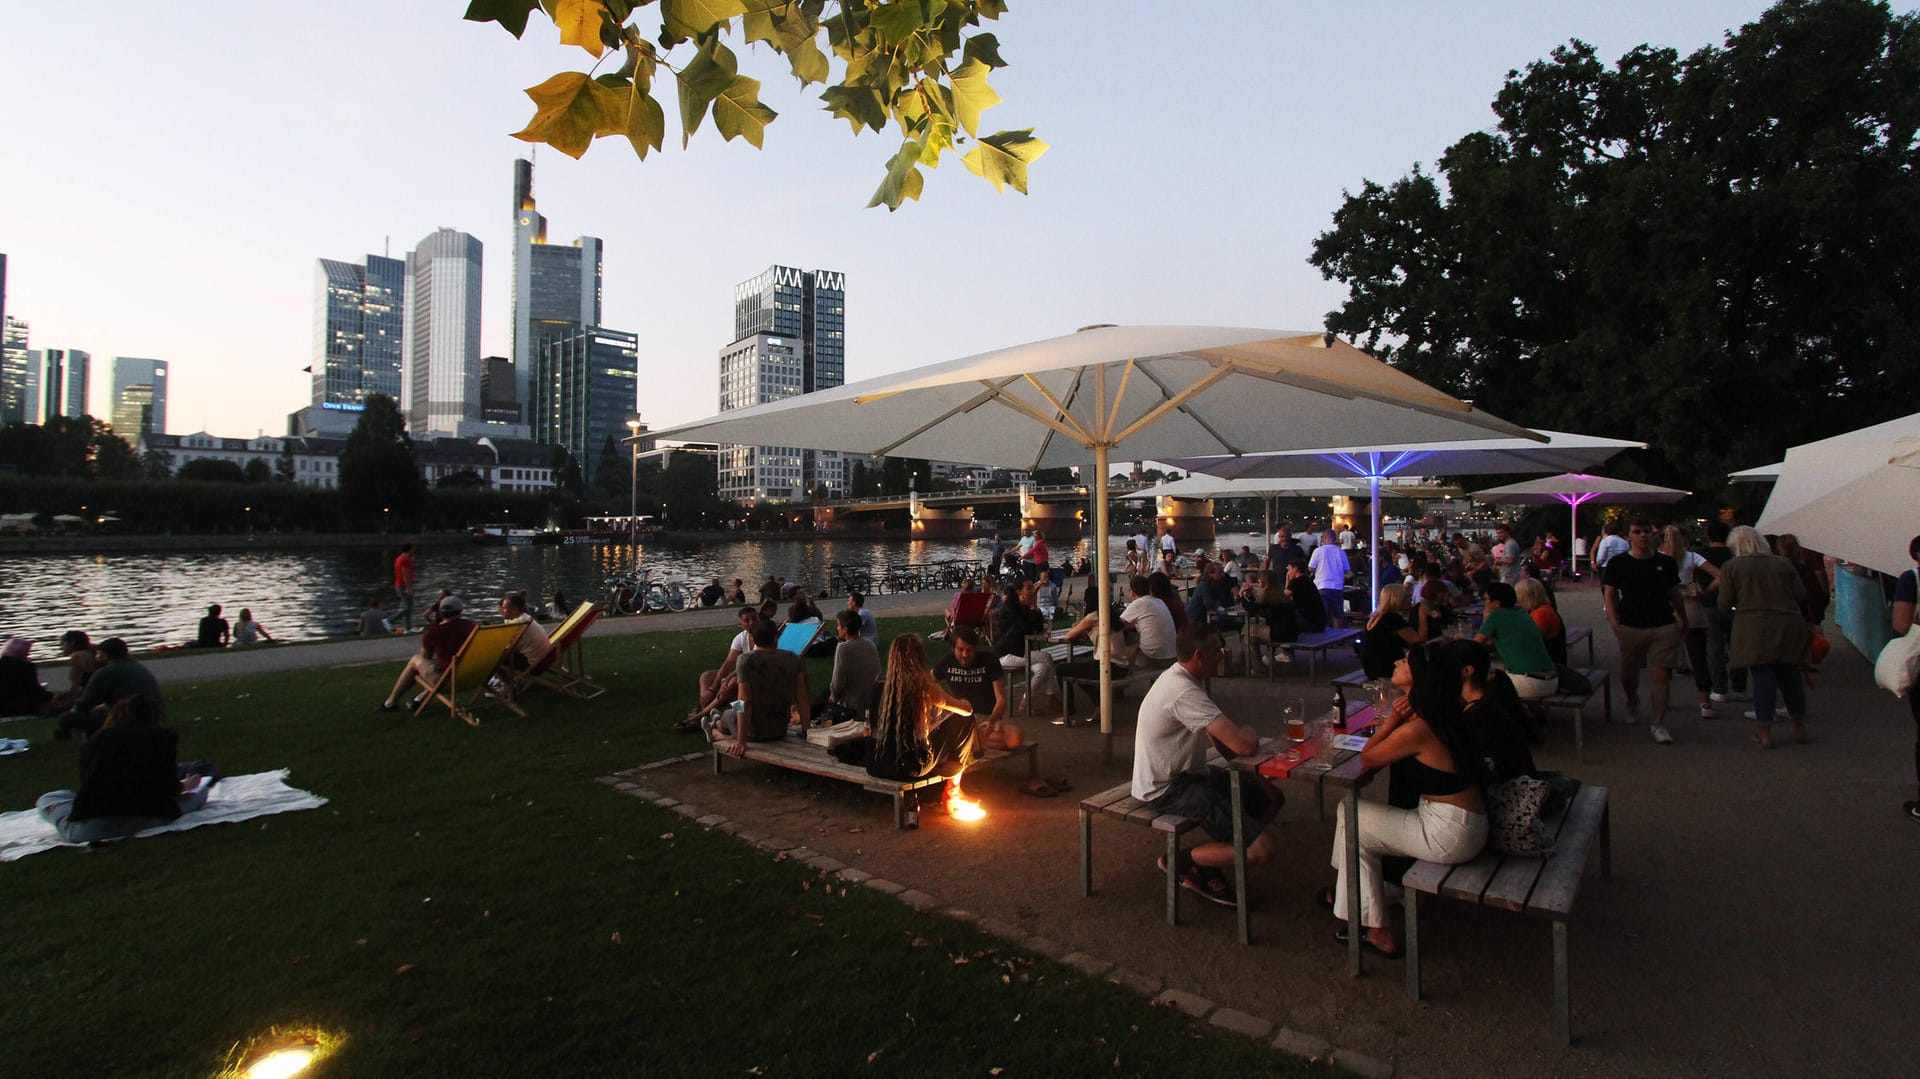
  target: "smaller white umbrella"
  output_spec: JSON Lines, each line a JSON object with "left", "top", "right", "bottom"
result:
{"left": 1471, "top": 473, "right": 1689, "bottom": 569}
{"left": 1758, "top": 440, "right": 1920, "bottom": 575}
{"left": 1729, "top": 461, "right": 1783, "bottom": 482}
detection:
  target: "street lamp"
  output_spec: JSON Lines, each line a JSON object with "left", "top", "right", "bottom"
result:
{"left": 626, "top": 417, "right": 642, "bottom": 547}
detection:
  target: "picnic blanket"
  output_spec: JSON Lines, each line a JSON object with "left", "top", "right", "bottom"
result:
{"left": 0, "top": 769, "right": 327, "bottom": 862}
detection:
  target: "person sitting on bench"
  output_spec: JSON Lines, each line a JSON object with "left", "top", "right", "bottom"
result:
{"left": 1025, "top": 605, "right": 1130, "bottom": 716}
{"left": 933, "top": 627, "right": 1007, "bottom": 734}
{"left": 867, "top": 635, "right": 976, "bottom": 800}
{"left": 681, "top": 608, "right": 759, "bottom": 730}
{"left": 1122, "top": 574, "right": 1178, "bottom": 671}
{"left": 36, "top": 695, "right": 211, "bottom": 844}
{"left": 812, "top": 610, "right": 879, "bottom": 722}
{"left": 709, "top": 618, "right": 809, "bottom": 757}
{"left": 1133, "top": 623, "right": 1280, "bottom": 908}
{"left": 1474, "top": 582, "right": 1558, "bottom": 701}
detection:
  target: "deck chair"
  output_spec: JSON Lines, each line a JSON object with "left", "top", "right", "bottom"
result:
{"left": 944, "top": 590, "right": 991, "bottom": 638}
{"left": 414, "top": 622, "right": 527, "bottom": 726}
{"left": 526, "top": 601, "right": 606, "bottom": 699}
{"left": 776, "top": 620, "right": 824, "bottom": 655}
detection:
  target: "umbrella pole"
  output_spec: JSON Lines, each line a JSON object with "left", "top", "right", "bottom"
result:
{"left": 1569, "top": 498, "right": 1579, "bottom": 581}
{"left": 1095, "top": 444, "right": 1115, "bottom": 765}
{"left": 1369, "top": 476, "right": 1381, "bottom": 609}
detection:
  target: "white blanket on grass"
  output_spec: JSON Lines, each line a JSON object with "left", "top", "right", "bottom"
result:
{"left": 0, "top": 769, "right": 327, "bottom": 862}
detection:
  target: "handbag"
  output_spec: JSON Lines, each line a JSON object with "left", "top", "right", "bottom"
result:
{"left": 1874, "top": 625, "right": 1920, "bottom": 698}
{"left": 1554, "top": 664, "right": 1591, "bottom": 695}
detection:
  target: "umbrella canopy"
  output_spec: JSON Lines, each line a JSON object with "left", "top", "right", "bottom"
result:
{"left": 1729, "top": 461, "right": 1783, "bottom": 482}
{"left": 1756, "top": 413, "right": 1920, "bottom": 575}
{"left": 1162, "top": 430, "right": 1642, "bottom": 597}
{"left": 1473, "top": 473, "right": 1689, "bottom": 571}
{"left": 1138, "top": 475, "right": 1370, "bottom": 500}
{"left": 653, "top": 325, "right": 1536, "bottom": 745}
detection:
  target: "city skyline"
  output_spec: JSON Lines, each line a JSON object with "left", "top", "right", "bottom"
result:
{"left": 0, "top": 2, "right": 1772, "bottom": 439}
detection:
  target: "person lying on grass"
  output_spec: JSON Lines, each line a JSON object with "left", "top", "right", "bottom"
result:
{"left": 37, "top": 695, "right": 212, "bottom": 844}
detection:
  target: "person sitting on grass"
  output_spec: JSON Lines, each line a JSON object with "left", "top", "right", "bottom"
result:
{"left": 708, "top": 617, "right": 809, "bottom": 756}
{"left": 56, "top": 637, "right": 163, "bottom": 740}
{"left": 355, "top": 596, "right": 392, "bottom": 637}
{"left": 36, "top": 695, "right": 213, "bottom": 844}
{"left": 847, "top": 591, "right": 878, "bottom": 644}
{"left": 48, "top": 630, "right": 98, "bottom": 712}
{"left": 679, "top": 607, "right": 759, "bottom": 731}
{"left": 723, "top": 578, "right": 747, "bottom": 605}
{"left": 0, "top": 636, "right": 51, "bottom": 717}
{"left": 699, "top": 578, "right": 725, "bottom": 607}
{"left": 192, "top": 604, "right": 230, "bottom": 648}
{"left": 787, "top": 589, "right": 823, "bottom": 626}
{"left": 233, "top": 608, "right": 274, "bottom": 646}
{"left": 378, "top": 595, "right": 475, "bottom": 713}
{"left": 1132, "top": 623, "right": 1280, "bottom": 908}
{"left": 868, "top": 634, "right": 977, "bottom": 802}
{"left": 1325, "top": 643, "right": 1490, "bottom": 958}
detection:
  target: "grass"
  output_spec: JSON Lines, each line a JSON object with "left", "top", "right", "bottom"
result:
{"left": 0, "top": 619, "right": 1322, "bottom": 1078}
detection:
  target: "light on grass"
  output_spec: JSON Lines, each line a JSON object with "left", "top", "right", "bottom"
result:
{"left": 245, "top": 1047, "right": 314, "bottom": 1079}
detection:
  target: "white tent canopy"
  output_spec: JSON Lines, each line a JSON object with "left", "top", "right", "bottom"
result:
{"left": 1756, "top": 411, "right": 1920, "bottom": 575}
{"left": 1161, "top": 430, "right": 1642, "bottom": 596}
{"left": 653, "top": 325, "right": 1537, "bottom": 748}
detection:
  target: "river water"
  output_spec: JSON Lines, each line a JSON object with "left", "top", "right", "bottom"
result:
{"left": 0, "top": 532, "right": 1268, "bottom": 652}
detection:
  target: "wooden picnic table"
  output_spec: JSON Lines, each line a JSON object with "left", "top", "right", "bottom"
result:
{"left": 1225, "top": 701, "right": 1377, "bottom": 972}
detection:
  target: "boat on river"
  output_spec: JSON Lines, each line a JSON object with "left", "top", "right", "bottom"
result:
{"left": 471, "top": 523, "right": 540, "bottom": 545}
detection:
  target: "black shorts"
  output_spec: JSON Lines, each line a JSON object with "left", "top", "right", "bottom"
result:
{"left": 1150, "top": 768, "right": 1281, "bottom": 843}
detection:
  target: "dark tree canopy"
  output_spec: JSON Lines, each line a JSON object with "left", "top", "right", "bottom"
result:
{"left": 1310, "top": 0, "right": 1920, "bottom": 499}
{"left": 339, "top": 395, "right": 427, "bottom": 528}
{"left": 177, "top": 458, "right": 248, "bottom": 484}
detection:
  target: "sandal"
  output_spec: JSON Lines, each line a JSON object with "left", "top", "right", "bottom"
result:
{"left": 1020, "top": 779, "right": 1057, "bottom": 798}
{"left": 672, "top": 714, "right": 703, "bottom": 734}
{"left": 1045, "top": 775, "right": 1073, "bottom": 793}
{"left": 1333, "top": 926, "right": 1404, "bottom": 959}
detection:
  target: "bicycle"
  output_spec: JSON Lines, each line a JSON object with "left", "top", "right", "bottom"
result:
{"left": 604, "top": 569, "right": 691, "bottom": 614}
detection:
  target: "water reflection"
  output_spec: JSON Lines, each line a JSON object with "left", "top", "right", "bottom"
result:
{"left": 0, "top": 531, "right": 1266, "bottom": 653}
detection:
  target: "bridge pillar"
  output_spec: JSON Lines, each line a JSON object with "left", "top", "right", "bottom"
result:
{"left": 910, "top": 502, "right": 975, "bottom": 539}
{"left": 1156, "top": 496, "right": 1216, "bottom": 549}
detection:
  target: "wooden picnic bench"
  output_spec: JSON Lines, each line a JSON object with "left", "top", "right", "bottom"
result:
{"left": 713, "top": 735, "right": 1039, "bottom": 829}
{"left": 1078, "top": 781, "right": 1203, "bottom": 926}
{"left": 1262, "top": 627, "right": 1363, "bottom": 683}
{"left": 1564, "top": 624, "right": 1594, "bottom": 664}
{"left": 1403, "top": 784, "right": 1613, "bottom": 1045}
{"left": 1530, "top": 667, "right": 1611, "bottom": 762}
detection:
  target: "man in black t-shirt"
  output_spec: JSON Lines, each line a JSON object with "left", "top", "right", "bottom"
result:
{"left": 934, "top": 627, "right": 1006, "bottom": 725}
{"left": 1601, "top": 517, "right": 1687, "bottom": 744}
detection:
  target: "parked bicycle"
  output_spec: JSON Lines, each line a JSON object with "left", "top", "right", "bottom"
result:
{"left": 604, "top": 569, "right": 691, "bottom": 615}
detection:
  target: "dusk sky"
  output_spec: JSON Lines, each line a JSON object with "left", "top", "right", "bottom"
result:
{"left": 1, "top": 1, "right": 1773, "bottom": 439}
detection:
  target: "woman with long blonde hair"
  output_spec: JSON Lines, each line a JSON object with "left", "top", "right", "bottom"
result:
{"left": 868, "top": 634, "right": 976, "bottom": 784}
{"left": 1362, "top": 583, "right": 1421, "bottom": 678}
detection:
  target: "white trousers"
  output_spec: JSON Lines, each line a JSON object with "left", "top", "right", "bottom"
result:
{"left": 1331, "top": 798, "right": 1488, "bottom": 929}
{"left": 1510, "top": 671, "right": 1558, "bottom": 701}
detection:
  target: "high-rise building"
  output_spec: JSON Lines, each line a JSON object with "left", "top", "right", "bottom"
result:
{"left": 402, "top": 228, "right": 483, "bottom": 436}
{"left": 531, "top": 326, "right": 637, "bottom": 489}
{"left": 1, "top": 316, "right": 34, "bottom": 426}
{"left": 41, "top": 348, "right": 89, "bottom": 421}
{"left": 511, "top": 159, "right": 602, "bottom": 411}
{"left": 479, "top": 355, "right": 520, "bottom": 426}
{"left": 312, "top": 254, "right": 405, "bottom": 414}
{"left": 718, "top": 266, "right": 846, "bottom": 503}
{"left": 109, "top": 357, "right": 168, "bottom": 439}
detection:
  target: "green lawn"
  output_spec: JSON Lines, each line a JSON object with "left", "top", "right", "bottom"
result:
{"left": 0, "top": 619, "right": 1322, "bottom": 1078}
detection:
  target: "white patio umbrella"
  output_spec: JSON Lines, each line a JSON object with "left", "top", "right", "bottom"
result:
{"left": 1471, "top": 473, "right": 1689, "bottom": 571}
{"left": 651, "top": 325, "right": 1536, "bottom": 748}
{"left": 1163, "top": 431, "right": 1643, "bottom": 600}
{"left": 1756, "top": 412, "right": 1920, "bottom": 575}
{"left": 1729, "top": 461, "right": 1783, "bottom": 482}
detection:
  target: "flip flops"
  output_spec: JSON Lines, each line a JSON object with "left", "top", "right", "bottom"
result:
{"left": 1333, "top": 926, "right": 1404, "bottom": 959}
{"left": 1020, "top": 779, "right": 1056, "bottom": 798}
{"left": 1044, "top": 775, "right": 1073, "bottom": 793}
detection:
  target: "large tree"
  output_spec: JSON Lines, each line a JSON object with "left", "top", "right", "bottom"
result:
{"left": 338, "top": 395, "right": 427, "bottom": 529}
{"left": 464, "top": 0, "right": 1046, "bottom": 209}
{"left": 1310, "top": 0, "right": 1920, "bottom": 499}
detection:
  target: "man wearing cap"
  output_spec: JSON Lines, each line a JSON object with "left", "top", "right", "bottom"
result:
{"left": 380, "top": 595, "right": 477, "bottom": 712}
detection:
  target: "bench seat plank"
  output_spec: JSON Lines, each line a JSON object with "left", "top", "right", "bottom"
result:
{"left": 1437, "top": 856, "right": 1501, "bottom": 904}
{"left": 1400, "top": 857, "right": 1455, "bottom": 897}
{"left": 1478, "top": 795, "right": 1578, "bottom": 911}
{"left": 1081, "top": 783, "right": 1133, "bottom": 812}
{"left": 1527, "top": 787, "right": 1609, "bottom": 918}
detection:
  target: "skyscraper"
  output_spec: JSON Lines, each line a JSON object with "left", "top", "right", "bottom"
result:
{"left": 41, "top": 348, "right": 89, "bottom": 421}
{"left": 511, "top": 158, "right": 601, "bottom": 412}
{"left": 531, "top": 326, "right": 637, "bottom": 489}
{"left": 313, "top": 254, "right": 404, "bottom": 414}
{"left": 0, "top": 316, "right": 33, "bottom": 426}
{"left": 718, "top": 266, "right": 846, "bottom": 503}
{"left": 110, "top": 357, "right": 168, "bottom": 438}
{"left": 402, "top": 228, "right": 483, "bottom": 436}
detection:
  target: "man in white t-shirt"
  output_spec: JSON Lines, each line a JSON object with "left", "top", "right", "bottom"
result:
{"left": 683, "top": 607, "right": 758, "bottom": 729}
{"left": 1591, "top": 520, "right": 1629, "bottom": 574}
{"left": 1299, "top": 522, "right": 1320, "bottom": 554}
{"left": 1131, "top": 623, "right": 1279, "bottom": 907}
{"left": 1307, "top": 531, "right": 1351, "bottom": 627}
{"left": 1121, "top": 574, "right": 1178, "bottom": 666}
{"left": 1492, "top": 523, "right": 1524, "bottom": 585}
{"left": 1130, "top": 530, "right": 1151, "bottom": 565}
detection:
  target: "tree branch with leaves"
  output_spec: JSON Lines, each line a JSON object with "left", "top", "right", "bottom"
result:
{"left": 465, "top": 0, "right": 1047, "bottom": 209}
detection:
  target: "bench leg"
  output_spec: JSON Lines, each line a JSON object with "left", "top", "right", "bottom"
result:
{"left": 1165, "top": 830, "right": 1181, "bottom": 927}
{"left": 893, "top": 792, "right": 905, "bottom": 830}
{"left": 1574, "top": 700, "right": 1585, "bottom": 764}
{"left": 712, "top": 747, "right": 722, "bottom": 775}
{"left": 1553, "top": 918, "right": 1572, "bottom": 1046}
{"left": 1404, "top": 888, "right": 1421, "bottom": 1000}
{"left": 1231, "top": 770, "right": 1250, "bottom": 945}
{"left": 1600, "top": 804, "right": 1613, "bottom": 881}
{"left": 1315, "top": 776, "right": 1326, "bottom": 823}
{"left": 1602, "top": 674, "right": 1613, "bottom": 724}
{"left": 1026, "top": 743, "right": 1038, "bottom": 780}
{"left": 1080, "top": 808, "right": 1093, "bottom": 897}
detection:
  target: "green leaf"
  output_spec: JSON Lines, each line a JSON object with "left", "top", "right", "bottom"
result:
{"left": 463, "top": 0, "right": 540, "bottom": 38}
{"left": 947, "top": 58, "right": 1001, "bottom": 135}
{"left": 619, "top": 79, "right": 667, "bottom": 157}
{"left": 660, "top": 0, "right": 749, "bottom": 40}
{"left": 821, "top": 85, "right": 888, "bottom": 133}
{"left": 963, "top": 32, "right": 1006, "bottom": 68}
{"left": 513, "top": 71, "right": 626, "bottom": 158}
{"left": 962, "top": 127, "right": 1047, "bottom": 194}
{"left": 868, "top": 138, "right": 928, "bottom": 210}
{"left": 676, "top": 39, "right": 738, "bottom": 143}
{"left": 713, "top": 74, "right": 777, "bottom": 147}
{"left": 868, "top": 1, "right": 933, "bottom": 47}
{"left": 785, "top": 36, "right": 830, "bottom": 84}
{"left": 553, "top": 0, "right": 609, "bottom": 57}
{"left": 975, "top": 0, "right": 1007, "bottom": 18}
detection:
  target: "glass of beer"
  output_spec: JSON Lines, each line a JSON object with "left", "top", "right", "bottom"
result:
{"left": 1283, "top": 698, "right": 1307, "bottom": 744}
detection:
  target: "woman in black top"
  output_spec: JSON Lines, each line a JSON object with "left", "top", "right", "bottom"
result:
{"left": 35, "top": 696, "right": 209, "bottom": 844}
{"left": 1361, "top": 584, "right": 1421, "bottom": 679}
{"left": 786, "top": 590, "right": 824, "bottom": 625}
{"left": 990, "top": 580, "right": 1045, "bottom": 660}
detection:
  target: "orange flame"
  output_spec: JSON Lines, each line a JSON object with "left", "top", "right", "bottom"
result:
{"left": 944, "top": 774, "right": 987, "bottom": 822}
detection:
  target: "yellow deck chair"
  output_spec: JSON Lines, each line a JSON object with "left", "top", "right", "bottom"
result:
{"left": 525, "top": 601, "right": 606, "bottom": 699}
{"left": 414, "top": 622, "right": 528, "bottom": 726}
